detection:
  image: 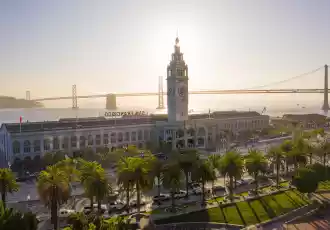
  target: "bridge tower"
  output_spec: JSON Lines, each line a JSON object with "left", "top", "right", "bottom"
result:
{"left": 156, "top": 76, "right": 165, "bottom": 109}
{"left": 167, "top": 36, "right": 189, "bottom": 122}
{"left": 25, "top": 91, "right": 30, "bottom": 100}
{"left": 106, "top": 94, "right": 117, "bottom": 110}
{"left": 72, "top": 85, "right": 78, "bottom": 109}
{"left": 322, "top": 65, "right": 329, "bottom": 111}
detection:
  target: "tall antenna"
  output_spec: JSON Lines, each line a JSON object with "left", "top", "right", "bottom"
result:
{"left": 157, "top": 76, "right": 164, "bottom": 109}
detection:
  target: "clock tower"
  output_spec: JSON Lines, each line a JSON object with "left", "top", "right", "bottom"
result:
{"left": 167, "top": 37, "right": 189, "bottom": 122}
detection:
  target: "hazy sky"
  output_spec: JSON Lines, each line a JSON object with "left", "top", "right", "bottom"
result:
{"left": 1, "top": 0, "right": 330, "bottom": 103}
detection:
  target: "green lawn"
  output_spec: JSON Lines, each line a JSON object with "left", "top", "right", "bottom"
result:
{"left": 154, "top": 190, "right": 310, "bottom": 226}
{"left": 318, "top": 181, "right": 330, "bottom": 191}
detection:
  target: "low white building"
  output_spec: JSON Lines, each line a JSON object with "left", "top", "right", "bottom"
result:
{"left": 0, "top": 111, "right": 269, "bottom": 166}
{"left": 0, "top": 37, "right": 269, "bottom": 166}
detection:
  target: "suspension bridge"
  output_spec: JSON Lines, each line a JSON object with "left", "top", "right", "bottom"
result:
{"left": 26, "top": 65, "right": 329, "bottom": 110}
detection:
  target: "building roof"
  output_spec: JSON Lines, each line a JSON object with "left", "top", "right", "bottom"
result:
{"left": 190, "top": 111, "right": 262, "bottom": 120}
{"left": 2, "top": 116, "right": 165, "bottom": 134}
{"left": 282, "top": 113, "right": 326, "bottom": 121}
{"left": 2, "top": 111, "right": 265, "bottom": 134}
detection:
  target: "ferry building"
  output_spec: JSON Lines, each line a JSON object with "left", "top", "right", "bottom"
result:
{"left": 0, "top": 37, "right": 269, "bottom": 166}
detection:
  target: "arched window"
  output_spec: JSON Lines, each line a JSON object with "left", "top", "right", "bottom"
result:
{"left": 95, "top": 135, "right": 101, "bottom": 145}
{"left": 63, "top": 137, "right": 69, "bottom": 149}
{"left": 80, "top": 136, "right": 86, "bottom": 148}
{"left": 53, "top": 137, "right": 59, "bottom": 150}
{"left": 33, "top": 140, "right": 40, "bottom": 152}
{"left": 117, "top": 133, "right": 123, "bottom": 143}
{"left": 88, "top": 135, "right": 93, "bottom": 146}
{"left": 138, "top": 130, "right": 143, "bottom": 141}
{"left": 71, "top": 136, "right": 77, "bottom": 148}
{"left": 23, "top": 140, "right": 31, "bottom": 153}
{"left": 131, "top": 131, "right": 137, "bottom": 141}
{"left": 124, "top": 132, "right": 130, "bottom": 142}
{"left": 111, "top": 133, "right": 116, "bottom": 144}
{"left": 12, "top": 141, "right": 20, "bottom": 154}
{"left": 143, "top": 130, "right": 149, "bottom": 141}
{"left": 44, "top": 139, "right": 51, "bottom": 151}
{"left": 103, "top": 134, "right": 109, "bottom": 145}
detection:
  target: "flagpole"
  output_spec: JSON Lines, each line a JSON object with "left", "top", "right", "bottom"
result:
{"left": 19, "top": 116, "right": 22, "bottom": 133}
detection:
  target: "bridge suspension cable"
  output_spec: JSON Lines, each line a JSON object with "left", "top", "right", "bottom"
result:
{"left": 242, "top": 66, "right": 324, "bottom": 90}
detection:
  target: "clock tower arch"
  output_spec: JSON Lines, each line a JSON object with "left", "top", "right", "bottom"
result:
{"left": 167, "top": 37, "right": 189, "bottom": 122}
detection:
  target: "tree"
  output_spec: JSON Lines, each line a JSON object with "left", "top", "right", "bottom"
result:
{"left": 117, "top": 157, "right": 134, "bottom": 212}
{"left": 266, "top": 146, "right": 284, "bottom": 188}
{"left": 10, "top": 158, "right": 23, "bottom": 176}
{"left": 37, "top": 165, "right": 70, "bottom": 230}
{"left": 43, "top": 152, "right": 54, "bottom": 168}
{"left": 162, "top": 162, "right": 182, "bottom": 212}
{"left": 219, "top": 151, "right": 244, "bottom": 200}
{"left": 151, "top": 158, "right": 163, "bottom": 198}
{"left": 0, "top": 201, "right": 38, "bottom": 230}
{"left": 176, "top": 150, "right": 199, "bottom": 198}
{"left": 81, "top": 148, "right": 98, "bottom": 162}
{"left": 245, "top": 150, "right": 268, "bottom": 192}
{"left": 68, "top": 212, "right": 89, "bottom": 230}
{"left": 0, "top": 168, "right": 19, "bottom": 208}
{"left": 52, "top": 151, "right": 66, "bottom": 164}
{"left": 192, "top": 159, "right": 216, "bottom": 204}
{"left": 293, "top": 167, "right": 319, "bottom": 195}
{"left": 317, "top": 141, "right": 330, "bottom": 168}
{"left": 280, "top": 140, "right": 294, "bottom": 174}
{"left": 126, "top": 156, "right": 153, "bottom": 220}
{"left": 207, "top": 154, "right": 221, "bottom": 191}
{"left": 80, "top": 161, "right": 107, "bottom": 213}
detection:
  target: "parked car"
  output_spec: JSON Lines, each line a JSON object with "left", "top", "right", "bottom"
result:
{"left": 108, "top": 201, "right": 125, "bottom": 210}
{"left": 174, "top": 190, "right": 186, "bottom": 199}
{"left": 153, "top": 194, "right": 170, "bottom": 202}
{"left": 59, "top": 209, "right": 75, "bottom": 218}
{"left": 212, "top": 185, "right": 225, "bottom": 192}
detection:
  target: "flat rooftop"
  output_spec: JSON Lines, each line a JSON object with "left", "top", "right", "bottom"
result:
{"left": 2, "top": 111, "right": 264, "bottom": 133}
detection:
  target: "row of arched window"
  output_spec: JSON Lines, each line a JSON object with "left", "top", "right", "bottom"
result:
{"left": 12, "top": 130, "right": 151, "bottom": 154}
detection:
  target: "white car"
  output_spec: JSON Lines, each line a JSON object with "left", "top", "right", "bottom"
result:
{"left": 153, "top": 194, "right": 170, "bottom": 202}
{"left": 59, "top": 209, "right": 75, "bottom": 218}
{"left": 174, "top": 190, "right": 186, "bottom": 199}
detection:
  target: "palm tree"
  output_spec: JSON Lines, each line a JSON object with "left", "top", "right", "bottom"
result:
{"left": 0, "top": 168, "right": 19, "bottom": 208}
{"left": 151, "top": 158, "right": 163, "bottom": 198}
{"left": 162, "top": 162, "right": 182, "bottom": 212}
{"left": 192, "top": 159, "right": 216, "bottom": 204}
{"left": 218, "top": 151, "right": 244, "bottom": 200}
{"left": 56, "top": 158, "right": 80, "bottom": 205}
{"left": 266, "top": 146, "right": 284, "bottom": 187}
{"left": 117, "top": 157, "right": 134, "bottom": 212}
{"left": 37, "top": 165, "right": 70, "bottom": 230}
{"left": 245, "top": 150, "right": 268, "bottom": 192}
{"left": 80, "top": 161, "right": 107, "bottom": 213}
{"left": 207, "top": 154, "right": 221, "bottom": 191}
{"left": 127, "top": 156, "right": 153, "bottom": 220}
{"left": 176, "top": 150, "right": 199, "bottom": 198}
{"left": 317, "top": 141, "right": 330, "bottom": 168}
{"left": 280, "top": 140, "right": 294, "bottom": 174}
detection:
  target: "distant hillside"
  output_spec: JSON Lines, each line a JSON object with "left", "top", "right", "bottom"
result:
{"left": 0, "top": 96, "right": 43, "bottom": 109}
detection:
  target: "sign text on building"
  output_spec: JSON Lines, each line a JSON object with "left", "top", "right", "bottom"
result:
{"left": 104, "top": 111, "right": 147, "bottom": 117}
